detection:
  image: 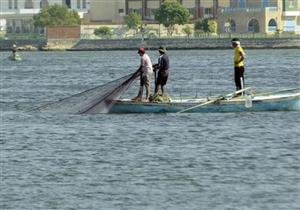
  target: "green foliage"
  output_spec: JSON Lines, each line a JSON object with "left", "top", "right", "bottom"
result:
{"left": 124, "top": 12, "right": 142, "bottom": 31}
{"left": 34, "top": 4, "right": 80, "bottom": 27}
{"left": 182, "top": 25, "right": 192, "bottom": 38}
{"left": 148, "top": 32, "right": 157, "bottom": 39}
{"left": 94, "top": 26, "right": 113, "bottom": 38}
{"left": 194, "top": 19, "right": 217, "bottom": 35}
{"left": 194, "top": 19, "right": 207, "bottom": 33}
{"left": 207, "top": 20, "right": 217, "bottom": 34}
{"left": 155, "top": 0, "right": 190, "bottom": 36}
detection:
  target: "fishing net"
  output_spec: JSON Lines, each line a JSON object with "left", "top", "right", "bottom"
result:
{"left": 35, "top": 69, "right": 140, "bottom": 114}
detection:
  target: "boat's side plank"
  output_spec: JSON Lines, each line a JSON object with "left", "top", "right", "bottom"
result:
{"left": 111, "top": 92, "right": 300, "bottom": 113}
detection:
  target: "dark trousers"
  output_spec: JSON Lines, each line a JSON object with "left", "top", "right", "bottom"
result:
{"left": 234, "top": 66, "right": 245, "bottom": 90}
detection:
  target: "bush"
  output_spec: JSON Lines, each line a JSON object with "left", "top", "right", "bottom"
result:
{"left": 124, "top": 13, "right": 142, "bottom": 32}
{"left": 94, "top": 26, "right": 113, "bottom": 38}
{"left": 182, "top": 25, "right": 192, "bottom": 38}
{"left": 194, "top": 18, "right": 217, "bottom": 34}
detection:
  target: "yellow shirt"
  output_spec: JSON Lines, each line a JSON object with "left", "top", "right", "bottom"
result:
{"left": 234, "top": 46, "right": 245, "bottom": 67}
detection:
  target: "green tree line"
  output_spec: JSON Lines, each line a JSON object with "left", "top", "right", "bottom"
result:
{"left": 33, "top": 1, "right": 217, "bottom": 39}
{"left": 34, "top": 4, "right": 80, "bottom": 27}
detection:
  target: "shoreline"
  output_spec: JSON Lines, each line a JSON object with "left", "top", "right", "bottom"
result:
{"left": 1, "top": 37, "right": 300, "bottom": 51}
{"left": 66, "top": 46, "right": 300, "bottom": 51}
{"left": 1, "top": 46, "right": 300, "bottom": 51}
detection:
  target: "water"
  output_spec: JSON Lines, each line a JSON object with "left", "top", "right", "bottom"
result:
{"left": 1, "top": 50, "right": 300, "bottom": 210}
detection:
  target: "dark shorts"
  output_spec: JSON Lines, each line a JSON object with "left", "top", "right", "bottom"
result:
{"left": 234, "top": 66, "right": 245, "bottom": 89}
{"left": 156, "top": 70, "right": 169, "bottom": 86}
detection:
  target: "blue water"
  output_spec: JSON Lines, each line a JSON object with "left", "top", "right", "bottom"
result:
{"left": 1, "top": 50, "right": 300, "bottom": 210}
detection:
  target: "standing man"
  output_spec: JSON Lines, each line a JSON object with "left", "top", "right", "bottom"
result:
{"left": 11, "top": 43, "right": 17, "bottom": 59}
{"left": 153, "top": 46, "right": 169, "bottom": 96}
{"left": 231, "top": 38, "right": 245, "bottom": 90}
{"left": 132, "top": 47, "right": 153, "bottom": 102}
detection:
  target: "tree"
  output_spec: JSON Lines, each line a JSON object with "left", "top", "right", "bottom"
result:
{"left": 194, "top": 19, "right": 217, "bottom": 36}
{"left": 182, "top": 25, "right": 192, "bottom": 38}
{"left": 94, "top": 26, "right": 113, "bottom": 39}
{"left": 207, "top": 20, "right": 217, "bottom": 34}
{"left": 155, "top": 0, "right": 190, "bottom": 36}
{"left": 124, "top": 12, "right": 142, "bottom": 33}
{"left": 34, "top": 4, "right": 80, "bottom": 27}
{"left": 194, "top": 19, "right": 206, "bottom": 33}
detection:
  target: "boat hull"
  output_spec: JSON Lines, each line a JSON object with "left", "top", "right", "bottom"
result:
{"left": 110, "top": 93, "right": 300, "bottom": 113}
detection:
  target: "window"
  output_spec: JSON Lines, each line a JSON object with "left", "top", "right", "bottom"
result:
{"left": 262, "top": 0, "right": 269, "bottom": 7}
{"left": 9, "top": 0, "right": 12, "bottom": 9}
{"left": 82, "top": 0, "right": 86, "bottom": 9}
{"left": 146, "top": 8, "right": 157, "bottom": 19}
{"left": 77, "top": 0, "right": 81, "bottom": 9}
{"left": 268, "top": 19, "right": 277, "bottom": 32}
{"left": 63, "top": 0, "right": 71, "bottom": 8}
{"left": 284, "top": 19, "right": 296, "bottom": 32}
{"left": 204, "top": 8, "right": 213, "bottom": 18}
{"left": 224, "top": 19, "right": 236, "bottom": 32}
{"left": 288, "top": 0, "right": 295, "bottom": 8}
{"left": 40, "top": 0, "right": 49, "bottom": 8}
{"left": 248, "top": 19, "right": 260, "bottom": 32}
{"left": 188, "top": 8, "right": 195, "bottom": 18}
{"left": 238, "top": 0, "right": 246, "bottom": 8}
{"left": 14, "top": 0, "right": 18, "bottom": 9}
{"left": 283, "top": 0, "right": 298, "bottom": 11}
{"left": 25, "top": 0, "right": 34, "bottom": 9}
{"left": 129, "top": 9, "right": 142, "bottom": 16}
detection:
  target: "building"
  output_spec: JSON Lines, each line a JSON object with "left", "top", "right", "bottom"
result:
{"left": 88, "top": 0, "right": 227, "bottom": 23}
{"left": 217, "top": 0, "right": 300, "bottom": 34}
{"left": 282, "top": 0, "right": 300, "bottom": 32}
{"left": 0, "top": 0, "right": 90, "bottom": 33}
{"left": 88, "top": 0, "right": 125, "bottom": 23}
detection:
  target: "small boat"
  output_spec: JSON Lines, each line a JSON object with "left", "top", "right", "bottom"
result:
{"left": 9, "top": 53, "right": 22, "bottom": 61}
{"left": 109, "top": 88, "right": 300, "bottom": 113}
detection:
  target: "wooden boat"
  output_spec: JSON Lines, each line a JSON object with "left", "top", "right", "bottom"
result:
{"left": 109, "top": 88, "right": 300, "bottom": 113}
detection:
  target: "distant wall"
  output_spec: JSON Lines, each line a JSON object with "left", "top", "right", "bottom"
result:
{"left": 47, "top": 26, "right": 81, "bottom": 39}
{"left": 71, "top": 38, "right": 300, "bottom": 51}
{"left": 0, "top": 37, "right": 299, "bottom": 51}
{"left": 43, "top": 39, "right": 80, "bottom": 51}
{"left": 0, "top": 39, "right": 46, "bottom": 50}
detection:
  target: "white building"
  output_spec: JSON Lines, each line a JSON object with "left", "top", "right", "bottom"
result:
{"left": 0, "top": 0, "right": 90, "bottom": 33}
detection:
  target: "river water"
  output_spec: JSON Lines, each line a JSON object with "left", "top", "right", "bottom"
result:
{"left": 1, "top": 49, "right": 300, "bottom": 210}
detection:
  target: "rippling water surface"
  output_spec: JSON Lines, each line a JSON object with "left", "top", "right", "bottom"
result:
{"left": 1, "top": 49, "right": 300, "bottom": 210}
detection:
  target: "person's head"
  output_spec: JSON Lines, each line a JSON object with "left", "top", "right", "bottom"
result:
{"left": 158, "top": 46, "right": 166, "bottom": 54}
{"left": 138, "top": 47, "right": 145, "bottom": 56}
{"left": 231, "top": 38, "right": 240, "bottom": 48}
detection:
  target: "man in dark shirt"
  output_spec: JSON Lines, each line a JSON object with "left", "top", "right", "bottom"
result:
{"left": 153, "top": 46, "right": 169, "bottom": 96}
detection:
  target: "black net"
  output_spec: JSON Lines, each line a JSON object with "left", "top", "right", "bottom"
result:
{"left": 35, "top": 69, "right": 140, "bottom": 114}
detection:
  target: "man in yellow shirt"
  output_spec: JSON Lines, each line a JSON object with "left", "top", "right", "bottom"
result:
{"left": 231, "top": 38, "right": 245, "bottom": 90}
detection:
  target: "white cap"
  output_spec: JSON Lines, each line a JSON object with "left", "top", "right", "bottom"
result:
{"left": 232, "top": 41, "right": 240, "bottom": 45}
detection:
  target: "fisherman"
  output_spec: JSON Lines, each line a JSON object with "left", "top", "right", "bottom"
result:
{"left": 153, "top": 46, "right": 169, "bottom": 96}
{"left": 132, "top": 47, "right": 153, "bottom": 102}
{"left": 11, "top": 43, "right": 17, "bottom": 59}
{"left": 231, "top": 38, "right": 246, "bottom": 91}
